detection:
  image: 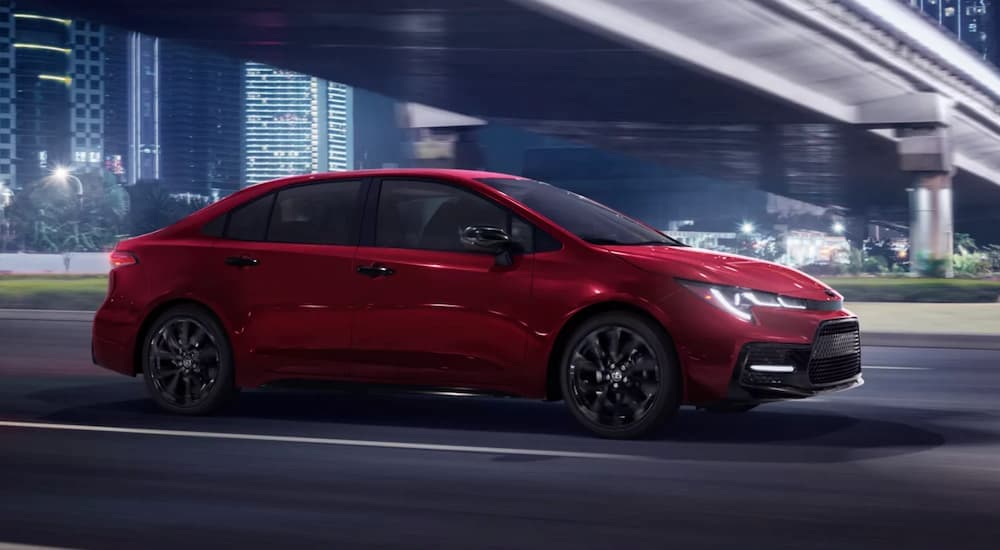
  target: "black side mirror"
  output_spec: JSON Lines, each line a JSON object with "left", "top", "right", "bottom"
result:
{"left": 461, "top": 225, "right": 514, "bottom": 266}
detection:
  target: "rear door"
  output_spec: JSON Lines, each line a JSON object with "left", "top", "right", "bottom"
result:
{"left": 350, "top": 178, "right": 536, "bottom": 391}
{"left": 211, "top": 179, "right": 367, "bottom": 380}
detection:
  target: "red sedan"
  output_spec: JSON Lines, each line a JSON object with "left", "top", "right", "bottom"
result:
{"left": 93, "top": 169, "right": 862, "bottom": 438}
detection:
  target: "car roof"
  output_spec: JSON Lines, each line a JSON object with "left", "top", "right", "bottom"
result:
{"left": 257, "top": 168, "right": 523, "bottom": 188}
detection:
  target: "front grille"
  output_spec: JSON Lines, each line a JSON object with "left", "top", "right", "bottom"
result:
{"left": 808, "top": 320, "right": 861, "bottom": 385}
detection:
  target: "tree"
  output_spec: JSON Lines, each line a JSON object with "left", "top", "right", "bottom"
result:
{"left": 955, "top": 233, "right": 978, "bottom": 252}
{"left": 7, "top": 170, "right": 128, "bottom": 252}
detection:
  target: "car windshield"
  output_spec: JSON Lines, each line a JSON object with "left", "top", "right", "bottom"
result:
{"left": 479, "top": 178, "right": 684, "bottom": 246}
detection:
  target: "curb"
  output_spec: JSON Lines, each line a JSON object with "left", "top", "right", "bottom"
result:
{"left": 0, "top": 309, "right": 94, "bottom": 322}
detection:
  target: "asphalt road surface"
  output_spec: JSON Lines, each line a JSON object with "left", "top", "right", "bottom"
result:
{"left": 1, "top": 316, "right": 999, "bottom": 549}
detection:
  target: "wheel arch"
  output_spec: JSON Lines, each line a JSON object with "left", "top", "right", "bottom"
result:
{"left": 132, "top": 298, "right": 229, "bottom": 375}
{"left": 544, "top": 300, "right": 683, "bottom": 401}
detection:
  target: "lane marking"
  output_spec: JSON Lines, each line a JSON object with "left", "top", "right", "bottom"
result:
{"left": 0, "top": 543, "right": 78, "bottom": 550}
{"left": 863, "top": 365, "right": 930, "bottom": 371}
{"left": 0, "top": 420, "right": 651, "bottom": 462}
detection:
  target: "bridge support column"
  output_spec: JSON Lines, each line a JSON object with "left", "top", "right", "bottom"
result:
{"left": 898, "top": 129, "right": 953, "bottom": 278}
{"left": 908, "top": 173, "right": 954, "bottom": 278}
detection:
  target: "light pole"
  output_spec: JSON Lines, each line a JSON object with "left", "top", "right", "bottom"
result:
{"left": 0, "top": 181, "right": 11, "bottom": 253}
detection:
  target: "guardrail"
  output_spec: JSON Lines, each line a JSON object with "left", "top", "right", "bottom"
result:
{"left": 0, "top": 253, "right": 110, "bottom": 275}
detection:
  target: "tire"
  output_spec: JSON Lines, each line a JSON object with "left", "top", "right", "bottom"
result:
{"left": 141, "top": 304, "right": 238, "bottom": 415}
{"left": 558, "top": 311, "right": 680, "bottom": 439}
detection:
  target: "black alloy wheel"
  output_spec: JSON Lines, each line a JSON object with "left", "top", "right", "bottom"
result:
{"left": 560, "top": 312, "right": 679, "bottom": 439}
{"left": 142, "top": 304, "right": 238, "bottom": 415}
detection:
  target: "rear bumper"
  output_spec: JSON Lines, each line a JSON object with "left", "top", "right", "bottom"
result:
{"left": 92, "top": 305, "right": 139, "bottom": 376}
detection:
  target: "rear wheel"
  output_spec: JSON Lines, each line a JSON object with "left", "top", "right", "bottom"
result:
{"left": 559, "top": 312, "right": 680, "bottom": 439}
{"left": 141, "top": 304, "right": 238, "bottom": 415}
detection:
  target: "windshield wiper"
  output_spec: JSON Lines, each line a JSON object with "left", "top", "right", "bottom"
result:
{"left": 582, "top": 236, "right": 683, "bottom": 246}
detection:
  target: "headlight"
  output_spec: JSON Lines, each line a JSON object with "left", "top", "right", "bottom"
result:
{"left": 678, "top": 280, "right": 807, "bottom": 322}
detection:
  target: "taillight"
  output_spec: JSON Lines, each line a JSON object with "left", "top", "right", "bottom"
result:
{"left": 109, "top": 250, "right": 138, "bottom": 269}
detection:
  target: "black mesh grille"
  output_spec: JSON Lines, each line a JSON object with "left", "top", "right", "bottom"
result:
{"left": 808, "top": 320, "right": 861, "bottom": 385}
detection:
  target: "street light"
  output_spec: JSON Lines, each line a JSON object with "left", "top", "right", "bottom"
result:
{"left": 740, "top": 221, "right": 755, "bottom": 235}
{"left": 51, "top": 166, "right": 83, "bottom": 207}
{"left": 832, "top": 221, "right": 846, "bottom": 234}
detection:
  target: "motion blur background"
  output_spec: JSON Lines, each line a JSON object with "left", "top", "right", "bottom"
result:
{"left": 0, "top": 0, "right": 998, "bottom": 285}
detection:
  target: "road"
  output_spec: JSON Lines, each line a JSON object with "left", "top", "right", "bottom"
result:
{"left": 0, "top": 316, "right": 998, "bottom": 549}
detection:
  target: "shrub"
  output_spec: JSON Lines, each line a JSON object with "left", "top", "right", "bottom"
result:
{"left": 953, "top": 247, "right": 991, "bottom": 276}
{"left": 863, "top": 255, "right": 888, "bottom": 274}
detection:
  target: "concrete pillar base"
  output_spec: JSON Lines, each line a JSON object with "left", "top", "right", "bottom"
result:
{"left": 898, "top": 127, "right": 954, "bottom": 278}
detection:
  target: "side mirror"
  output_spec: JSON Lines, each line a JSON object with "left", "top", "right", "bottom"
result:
{"left": 461, "top": 225, "right": 514, "bottom": 266}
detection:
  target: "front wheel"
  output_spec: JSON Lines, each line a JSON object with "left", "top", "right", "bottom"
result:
{"left": 141, "top": 304, "right": 238, "bottom": 415}
{"left": 559, "top": 312, "right": 680, "bottom": 439}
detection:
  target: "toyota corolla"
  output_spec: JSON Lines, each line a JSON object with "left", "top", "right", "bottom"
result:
{"left": 92, "top": 169, "right": 862, "bottom": 438}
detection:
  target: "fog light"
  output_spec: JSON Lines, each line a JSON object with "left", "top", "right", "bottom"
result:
{"left": 748, "top": 365, "right": 795, "bottom": 373}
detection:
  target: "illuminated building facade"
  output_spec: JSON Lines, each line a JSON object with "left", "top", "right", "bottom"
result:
{"left": 0, "top": 1, "right": 110, "bottom": 188}
{"left": 243, "top": 62, "right": 353, "bottom": 185}
{"left": 9, "top": 5, "right": 74, "bottom": 187}
{"left": 159, "top": 41, "right": 242, "bottom": 193}
{"left": 103, "top": 27, "right": 160, "bottom": 184}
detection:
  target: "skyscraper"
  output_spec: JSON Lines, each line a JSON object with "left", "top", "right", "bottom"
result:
{"left": 10, "top": 6, "right": 73, "bottom": 188}
{"left": 0, "top": 1, "right": 111, "bottom": 189}
{"left": 102, "top": 26, "right": 129, "bottom": 181}
{"left": 0, "top": 2, "right": 15, "bottom": 186}
{"left": 159, "top": 41, "right": 242, "bottom": 193}
{"left": 121, "top": 32, "right": 160, "bottom": 184}
{"left": 68, "top": 17, "right": 105, "bottom": 170}
{"left": 909, "top": 0, "right": 996, "bottom": 63}
{"left": 103, "top": 27, "right": 161, "bottom": 185}
{"left": 107, "top": 33, "right": 240, "bottom": 192}
{"left": 243, "top": 62, "right": 353, "bottom": 185}
{"left": 327, "top": 81, "right": 353, "bottom": 173}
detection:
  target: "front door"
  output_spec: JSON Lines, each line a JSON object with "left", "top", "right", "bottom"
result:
{"left": 351, "top": 178, "right": 535, "bottom": 391}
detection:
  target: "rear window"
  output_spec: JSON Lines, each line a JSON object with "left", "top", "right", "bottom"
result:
{"left": 202, "top": 214, "right": 226, "bottom": 237}
{"left": 226, "top": 194, "right": 274, "bottom": 241}
{"left": 267, "top": 180, "right": 363, "bottom": 245}
{"left": 213, "top": 180, "right": 363, "bottom": 244}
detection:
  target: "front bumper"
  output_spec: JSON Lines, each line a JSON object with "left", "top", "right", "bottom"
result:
{"left": 726, "top": 317, "right": 864, "bottom": 402}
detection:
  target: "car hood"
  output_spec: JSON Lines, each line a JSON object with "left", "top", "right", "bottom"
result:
{"left": 606, "top": 245, "right": 841, "bottom": 301}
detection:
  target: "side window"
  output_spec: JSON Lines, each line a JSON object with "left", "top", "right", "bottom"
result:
{"left": 225, "top": 194, "right": 274, "bottom": 241}
{"left": 534, "top": 228, "right": 562, "bottom": 253}
{"left": 376, "top": 180, "right": 507, "bottom": 252}
{"left": 267, "top": 180, "right": 363, "bottom": 245}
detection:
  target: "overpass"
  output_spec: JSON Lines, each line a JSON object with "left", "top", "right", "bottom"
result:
{"left": 35, "top": 0, "right": 1000, "bottom": 275}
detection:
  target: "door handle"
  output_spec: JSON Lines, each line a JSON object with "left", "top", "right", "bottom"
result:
{"left": 225, "top": 255, "right": 259, "bottom": 267}
{"left": 356, "top": 263, "right": 395, "bottom": 278}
